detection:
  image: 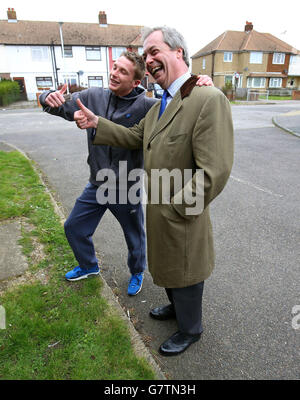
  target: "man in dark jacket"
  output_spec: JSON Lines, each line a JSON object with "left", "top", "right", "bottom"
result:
{"left": 40, "top": 50, "right": 213, "bottom": 296}
{"left": 40, "top": 51, "right": 154, "bottom": 295}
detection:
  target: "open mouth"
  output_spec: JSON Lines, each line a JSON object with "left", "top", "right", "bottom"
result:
{"left": 150, "top": 65, "right": 163, "bottom": 77}
{"left": 110, "top": 77, "right": 120, "bottom": 85}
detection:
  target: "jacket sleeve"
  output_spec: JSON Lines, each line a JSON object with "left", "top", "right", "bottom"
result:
{"left": 172, "top": 90, "right": 234, "bottom": 219}
{"left": 92, "top": 116, "right": 144, "bottom": 150}
{"left": 39, "top": 89, "right": 89, "bottom": 122}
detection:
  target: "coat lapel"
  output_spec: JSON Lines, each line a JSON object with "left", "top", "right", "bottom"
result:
{"left": 147, "top": 90, "right": 183, "bottom": 146}
{"left": 146, "top": 76, "right": 198, "bottom": 147}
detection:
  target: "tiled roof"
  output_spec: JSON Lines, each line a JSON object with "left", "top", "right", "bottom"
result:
{"left": 192, "top": 30, "right": 298, "bottom": 58}
{"left": 0, "top": 20, "right": 143, "bottom": 46}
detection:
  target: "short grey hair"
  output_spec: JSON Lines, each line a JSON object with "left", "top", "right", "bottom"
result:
{"left": 141, "top": 26, "right": 190, "bottom": 67}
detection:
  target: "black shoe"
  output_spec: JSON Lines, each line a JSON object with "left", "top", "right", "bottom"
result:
{"left": 159, "top": 331, "right": 201, "bottom": 356}
{"left": 149, "top": 304, "right": 176, "bottom": 321}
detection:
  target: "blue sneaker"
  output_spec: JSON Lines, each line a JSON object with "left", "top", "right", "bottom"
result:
{"left": 128, "top": 272, "right": 144, "bottom": 296}
{"left": 65, "top": 265, "right": 100, "bottom": 281}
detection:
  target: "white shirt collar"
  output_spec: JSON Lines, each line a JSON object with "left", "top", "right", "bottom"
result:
{"left": 166, "top": 71, "right": 191, "bottom": 99}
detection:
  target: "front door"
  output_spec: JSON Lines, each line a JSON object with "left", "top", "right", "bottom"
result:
{"left": 13, "top": 77, "right": 27, "bottom": 100}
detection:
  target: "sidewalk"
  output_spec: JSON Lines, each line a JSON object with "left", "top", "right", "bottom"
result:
{"left": 272, "top": 110, "right": 300, "bottom": 137}
{"left": 0, "top": 100, "right": 39, "bottom": 110}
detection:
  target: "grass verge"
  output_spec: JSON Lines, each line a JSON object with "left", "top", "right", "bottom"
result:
{"left": 0, "top": 150, "right": 156, "bottom": 380}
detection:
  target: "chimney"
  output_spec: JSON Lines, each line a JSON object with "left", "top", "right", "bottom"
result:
{"left": 245, "top": 21, "right": 253, "bottom": 32}
{"left": 7, "top": 8, "right": 17, "bottom": 23}
{"left": 99, "top": 11, "right": 107, "bottom": 27}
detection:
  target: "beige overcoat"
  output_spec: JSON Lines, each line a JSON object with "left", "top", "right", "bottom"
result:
{"left": 93, "top": 77, "right": 234, "bottom": 288}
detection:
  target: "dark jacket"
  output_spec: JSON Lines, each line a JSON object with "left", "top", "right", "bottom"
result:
{"left": 39, "top": 86, "right": 157, "bottom": 187}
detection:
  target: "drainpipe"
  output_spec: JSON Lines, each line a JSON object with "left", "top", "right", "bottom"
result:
{"left": 211, "top": 51, "right": 215, "bottom": 83}
{"left": 50, "top": 40, "right": 59, "bottom": 89}
{"left": 58, "top": 22, "right": 69, "bottom": 93}
{"left": 106, "top": 46, "right": 110, "bottom": 87}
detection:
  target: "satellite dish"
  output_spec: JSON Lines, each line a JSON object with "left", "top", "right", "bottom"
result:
{"left": 78, "top": 70, "right": 84, "bottom": 76}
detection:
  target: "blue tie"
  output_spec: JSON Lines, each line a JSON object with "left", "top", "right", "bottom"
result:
{"left": 158, "top": 90, "right": 169, "bottom": 119}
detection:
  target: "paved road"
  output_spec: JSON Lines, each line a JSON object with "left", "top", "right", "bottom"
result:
{"left": 0, "top": 101, "right": 299, "bottom": 379}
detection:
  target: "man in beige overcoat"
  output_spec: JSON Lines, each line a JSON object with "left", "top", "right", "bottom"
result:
{"left": 74, "top": 26, "right": 234, "bottom": 356}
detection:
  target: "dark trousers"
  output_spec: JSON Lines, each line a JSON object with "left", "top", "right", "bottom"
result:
{"left": 166, "top": 281, "right": 204, "bottom": 335}
{"left": 64, "top": 182, "right": 146, "bottom": 275}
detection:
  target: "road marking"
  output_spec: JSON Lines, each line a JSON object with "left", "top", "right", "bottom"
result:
{"left": 230, "top": 175, "right": 284, "bottom": 197}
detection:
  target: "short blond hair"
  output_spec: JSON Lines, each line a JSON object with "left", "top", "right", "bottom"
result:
{"left": 121, "top": 51, "right": 145, "bottom": 81}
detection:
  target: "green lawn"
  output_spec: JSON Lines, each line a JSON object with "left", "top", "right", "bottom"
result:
{"left": 0, "top": 150, "right": 156, "bottom": 380}
{"left": 264, "top": 95, "right": 292, "bottom": 100}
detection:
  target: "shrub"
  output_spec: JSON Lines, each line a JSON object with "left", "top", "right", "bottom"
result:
{"left": 58, "top": 83, "right": 87, "bottom": 93}
{"left": 221, "top": 81, "right": 233, "bottom": 95}
{"left": 0, "top": 79, "right": 20, "bottom": 106}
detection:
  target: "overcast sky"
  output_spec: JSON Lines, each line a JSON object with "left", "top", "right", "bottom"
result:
{"left": 1, "top": 0, "right": 299, "bottom": 57}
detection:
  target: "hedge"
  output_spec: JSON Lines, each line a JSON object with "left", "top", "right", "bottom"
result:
{"left": 0, "top": 80, "right": 20, "bottom": 106}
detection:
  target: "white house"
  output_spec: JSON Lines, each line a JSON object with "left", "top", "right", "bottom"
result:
{"left": 287, "top": 54, "right": 300, "bottom": 89}
{"left": 0, "top": 9, "right": 143, "bottom": 101}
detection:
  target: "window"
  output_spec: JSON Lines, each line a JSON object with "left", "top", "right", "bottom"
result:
{"left": 289, "top": 55, "right": 299, "bottom": 65}
{"left": 272, "top": 53, "right": 285, "bottom": 64}
{"left": 31, "top": 46, "right": 49, "bottom": 61}
{"left": 63, "top": 77, "right": 77, "bottom": 86}
{"left": 63, "top": 46, "right": 73, "bottom": 57}
{"left": 224, "top": 52, "right": 233, "bottom": 62}
{"left": 250, "top": 52, "right": 263, "bottom": 64}
{"left": 225, "top": 75, "right": 233, "bottom": 85}
{"left": 247, "top": 77, "right": 266, "bottom": 88}
{"left": 202, "top": 58, "right": 206, "bottom": 69}
{"left": 88, "top": 76, "right": 103, "bottom": 88}
{"left": 269, "top": 77, "right": 282, "bottom": 88}
{"left": 36, "top": 77, "right": 53, "bottom": 88}
{"left": 86, "top": 47, "right": 101, "bottom": 61}
{"left": 112, "top": 47, "right": 126, "bottom": 60}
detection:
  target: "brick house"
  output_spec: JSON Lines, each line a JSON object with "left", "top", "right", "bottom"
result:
{"left": 0, "top": 9, "right": 145, "bottom": 100}
{"left": 191, "top": 22, "right": 300, "bottom": 92}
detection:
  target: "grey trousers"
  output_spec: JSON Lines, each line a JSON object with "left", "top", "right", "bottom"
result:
{"left": 165, "top": 281, "right": 204, "bottom": 335}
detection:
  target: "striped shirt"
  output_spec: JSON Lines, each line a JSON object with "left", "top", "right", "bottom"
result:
{"left": 165, "top": 71, "right": 191, "bottom": 107}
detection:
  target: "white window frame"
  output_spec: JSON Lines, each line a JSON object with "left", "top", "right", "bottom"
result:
{"left": 224, "top": 52, "right": 233, "bottom": 62}
{"left": 36, "top": 76, "right": 53, "bottom": 88}
{"left": 269, "top": 77, "right": 282, "bottom": 88}
{"left": 112, "top": 47, "right": 126, "bottom": 60}
{"left": 225, "top": 75, "right": 234, "bottom": 85}
{"left": 63, "top": 46, "right": 73, "bottom": 58}
{"left": 88, "top": 76, "right": 103, "bottom": 88}
{"left": 63, "top": 75, "right": 77, "bottom": 86}
{"left": 247, "top": 77, "right": 266, "bottom": 88}
{"left": 250, "top": 52, "right": 263, "bottom": 64}
{"left": 86, "top": 47, "right": 101, "bottom": 61}
{"left": 202, "top": 58, "right": 206, "bottom": 69}
{"left": 31, "top": 46, "right": 49, "bottom": 62}
{"left": 272, "top": 53, "right": 285, "bottom": 65}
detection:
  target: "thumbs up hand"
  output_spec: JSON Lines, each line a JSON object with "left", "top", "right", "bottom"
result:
{"left": 74, "top": 98, "right": 99, "bottom": 130}
{"left": 45, "top": 84, "right": 68, "bottom": 108}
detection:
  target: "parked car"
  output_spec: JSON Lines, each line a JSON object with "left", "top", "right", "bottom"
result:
{"left": 153, "top": 83, "right": 164, "bottom": 98}
{"left": 148, "top": 83, "right": 164, "bottom": 98}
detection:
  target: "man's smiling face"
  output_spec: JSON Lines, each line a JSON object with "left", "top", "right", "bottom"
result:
{"left": 143, "top": 30, "right": 183, "bottom": 90}
{"left": 109, "top": 56, "right": 140, "bottom": 96}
